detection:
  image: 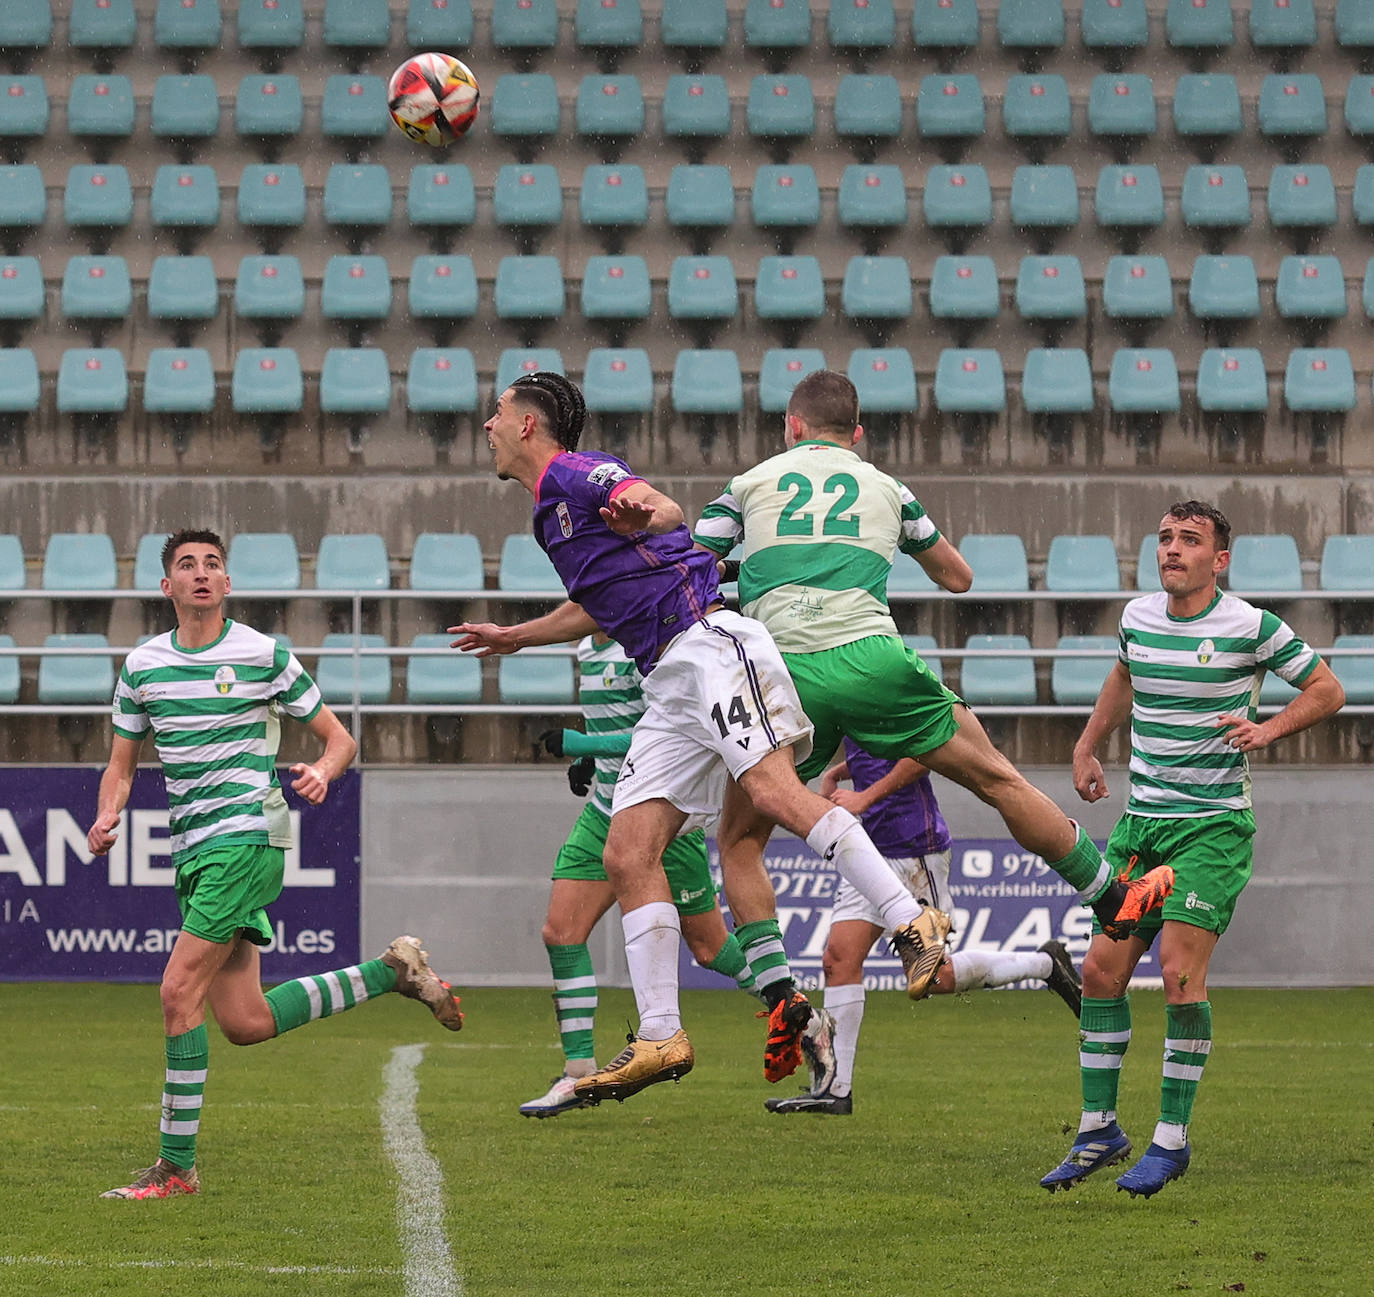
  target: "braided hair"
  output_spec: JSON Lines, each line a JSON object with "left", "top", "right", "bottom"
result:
{"left": 509, "top": 371, "right": 587, "bottom": 452}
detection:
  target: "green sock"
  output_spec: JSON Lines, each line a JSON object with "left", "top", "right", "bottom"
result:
{"left": 264, "top": 957, "right": 397, "bottom": 1035}
{"left": 1079, "top": 995, "right": 1131, "bottom": 1127}
{"left": 1160, "top": 999, "right": 1212, "bottom": 1136}
{"left": 705, "top": 932, "right": 757, "bottom": 995}
{"left": 160, "top": 1023, "right": 208, "bottom": 1171}
{"left": 1048, "top": 826, "right": 1114, "bottom": 901}
{"left": 734, "top": 919, "right": 794, "bottom": 1008}
{"left": 547, "top": 943, "right": 597, "bottom": 1064}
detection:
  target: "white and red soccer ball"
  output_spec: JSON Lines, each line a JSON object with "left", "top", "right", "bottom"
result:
{"left": 387, "top": 52, "right": 480, "bottom": 147}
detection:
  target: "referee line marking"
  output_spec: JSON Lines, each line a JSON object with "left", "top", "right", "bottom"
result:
{"left": 381, "top": 1043, "right": 463, "bottom": 1297}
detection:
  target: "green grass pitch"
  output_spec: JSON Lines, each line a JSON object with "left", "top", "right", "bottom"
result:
{"left": 2, "top": 984, "right": 1370, "bottom": 1297}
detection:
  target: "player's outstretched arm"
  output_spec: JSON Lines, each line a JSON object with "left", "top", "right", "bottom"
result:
{"left": 450, "top": 601, "right": 598, "bottom": 656}
{"left": 1217, "top": 660, "right": 1345, "bottom": 752}
{"left": 88, "top": 733, "right": 143, "bottom": 854}
{"left": 601, "top": 480, "right": 685, "bottom": 536}
{"left": 290, "top": 704, "right": 357, "bottom": 805}
{"left": 1072, "top": 661, "right": 1133, "bottom": 803}
{"left": 915, "top": 536, "right": 974, "bottom": 593}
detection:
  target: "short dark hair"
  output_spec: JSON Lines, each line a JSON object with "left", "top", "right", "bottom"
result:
{"left": 1164, "top": 501, "right": 1231, "bottom": 551}
{"left": 787, "top": 369, "right": 860, "bottom": 435}
{"left": 161, "top": 529, "right": 227, "bottom": 575}
{"left": 510, "top": 371, "right": 587, "bottom": 452}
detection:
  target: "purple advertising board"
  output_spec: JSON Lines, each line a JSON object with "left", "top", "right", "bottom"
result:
{"left": 0, "top": 767, "right": 361, "bottom": 982}
{"left": 682, "top": 834, "right": 1160, "bottom": 990}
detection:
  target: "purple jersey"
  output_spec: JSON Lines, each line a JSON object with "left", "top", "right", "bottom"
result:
{"left": 533, "top": 451, "right": 721, "bottom": 674}
{"left": 842, "top": 737, "right": 951, "bottom": 858}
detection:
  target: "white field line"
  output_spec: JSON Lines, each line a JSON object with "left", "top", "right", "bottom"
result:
{"left": 381, "top": 1043, "right": 462, "bottom": 1297}
{"left": 1, "top": 1256, "right": 400, "bottom": 1276}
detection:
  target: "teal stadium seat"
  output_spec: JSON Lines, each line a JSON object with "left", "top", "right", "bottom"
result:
{"left": 150, "top": 166, "right": 221, "bottom": 249}
{"left": 407, "top": 0, "right": 474, "bottom": 49}
{"left": 1189, "top": 255, "right": 1260, "bottom": 325}
{"left": 43, "top": 533, "right": 117, "bottom": 590}
{"left": 155, "top": 0, "right": 221, "bottom": 55}
{"left": 576, "top": 76, "right": 645, "bottom": 153}
{"left": 760, "top": 349, "right": 826, "bottom": 412}
{"left": 63, "top": 165, "right": 132, "bottom": 247}
{"left": 406, "top": 349, "right": 479, "bottom": 421}
{"left": 911, "top": 0, "right": 980, "bottom": 55}
{"left": 56, "top": 348, "right": 127, "bottom": 414}
{"left": 321, "top": 75, "right": 389, "bottom": 146}
{"left": 0, "top": 532, "right": 26, "bottom": 590}
{"left": 323, "top": 163, "right": 392, "bottom": 241}
{"left": 491, "top": 0, "right": 558, "bottom": 55}
{"left": 744, "top": 0, "right": 811, "bottom": 67}
{"left": 321, "top": 255, "right": 392, "bottom": 331}
{"left": 917, "top": 75, "right": 985, "bottom": 151}
{"left": 1173, "top": 75, "right": 1243, "bottom": 158}
{"left": 1095, "top": 166, "right": 1164, "bottom": 244}
{"left": 1046, "top": 535, "right": 1120, "bottom": 591}
{"left": 238, "top": 0, "right": 305, "bottom": 61}
{"left": 1109, "top": 348, "right": 1180, "bottom": 415}
{"left": 755, "top": 255, "right": 826, "bottom": 338}
{"left": 580, "top": 256, "right": 652, "bottom": 336}
{"left": 143, "top": 348, "right": 215, "bottom": 417}
{"left": 661, "top": 0, "right": 729, "bottom": 59}
{"left": 580, "top": 165, "right": 649, "bottom": 247}
{"left": 929, "top": 255, "right": 1000, "bottom": 326}
{"left": 848, "top": 349, "right": 918, "bottom": 418}
{"left": 583, "top": 348, "right": 654, "bottom": 417}
{"left": 235, "top": 75, "right": 303, "bottom": 149}
{"left": 0, "top": 257, "right": 44, "bottom": 332}
{"left": 1355, "top": 167, "right": 1374, "bottom": 229}
{"left": 148, "top": 256, "right": 218, "bottom": 337}
{"left": 1166, "top": 0, "right": 1234, "bottom": 54}
{"left": 1363, "top": 260, "right": 1374, "bottom": 316}
{"left": 1227, "top": 534, "right": 1301, "bottom": 594}
{"left": 1014, "top": 254, "right": 1086, "bottom": 327}
{"left": 961, "top": 635, "right": 1036, "bottom": 706}
{"left": 69, "top": 0, "right": 137, "bottom": 58}
{"left": 235, "top": 256, "right": 305, "bottom": 338}
{"left": 0, "top": 77, "right": 47, "bottom": 157}
{"left": 961, "top": 534, "right": 1029, "bottom": 591}
{"left": 319, "top": 348, "right": 391, "bottom": 417}
{"left": 576, "top": 0, "right": 643, "bottom": 66}
{"left": 0, "top": 5, "right": 52, "bottom": 58}
{"left": 496, "top": 348, "right": 564, "bottom": 392}
{"left": 672, "top": 349, "right": 743, "bottom": 417}
{"left": 489, "top": 74, "right": 561, "bottom": 157}
{"left": 1267, "top": 166, "right": 1337, "bottom": 243}
{"left": 752, "top": 165, "right": 821, "bottom": 245}
{"left": 997, "top": 0, "right": 1065, "bottom": 57}
{"left": 493, "top": 164, "right": 563, "bottom": 246}
{"left": 1275, "top": 256, "right": 1347, "bottom": 328}
{"left": 316, "top": 633, "right": 391, "bottom": 706}
{"left": 1052, "top": 636, "right": 1118, "bottom": 705}
{"left": 66, "top": 76, "right": 134, "bottom": 152}
{"left": 407, "top": 165, "right": 476, "bottom": 246}
{"left": 1135, "top": 533, "right": 1162, "bottom": 591}
{"left": 406, "top": 633, "right": 482, "bottom": 705}
{"left": 923, "top": 165, "right": 992, "bottom": 247}
{"left": 834, "top": 75, "right": 903, "bottom": 158}
{"left": 829, "top": 0, "right": 896, "bottom": 56}
{"left": 934, "top": 349, "right": 1005, "bottom": 413}
{"left": 1002, "top": 76, "right": 1072, "bottom": 159}
{"left": 323, "top": 0, "right": 390, "bottom": 56}
{"left": 410, "top": 533, "right": 484, "bottom": 592}
{"left": 499, "top": 534, "right": 561, "bottom": 592}
{"left": 665, "top": 164, "right": 734, "bottom": 247}
{"left": 1320, "top": 535, "right": 1374, "bottom": 592}
{"left": 132, "top": 534, "right": 165, "bottom": 592}
{"left": 662, "top": 76, "right": 730, "bottom": 158}
{"left": 227, "top": 533, "right": 300, "bottom": 590}
{"left": 901, "top": 635, "right": 942, "bottom": 683}
{"left": 889, "top": 555, "right": 937, "bottom": 598}
{"left": 1346, "top": 78, "right": 1374, "bottom": 143}
{"left": 1329, "top": 636, "right": 1374, "bottom": 704}
{"left": 841, "top": 255, "right": 913, "bottom": 338}
{"left": 0, "top": 633, "right": 18, "bottom": 704}
{"left": 1021, "top": 348, "right": 1094, "bottom": 415}
{"left": 1284, "top": 349, "right": 1355, "bottom": 413}
{"left": 316, "top": 534, "right": 389, "bottom": 592}
{"left": 232, "top": 348, "right": 303, "bottom": 415}
{"left": 39, "top": 634, "right": 114, "bottom": 705}
{"left": 1009, "top": 164, "right": 1080, "bottom": 240}
{"left": 150, "top": 75, "right": 221, "bottom": 152}
{"left": 499, "top": 654, "right": 574, "bottom": 705}
{"left": 1081, "top": 0, "right": 1148, "bottom": 61}
{"left": 747, "top": 75, "right": 816, "bottom": 155}
{"left": 494, "top": 255, "right": 565, "bottom": 330}
{"left": 237, "top": 164, "right": 306, "bottom": 242}
{"left": 1197, "top": 348, "right": 1269, "bottom": 414}
{"left": 1181, "top": 166, "right": 1251, "bottom": 241}
{"left": 1337, "top": 0, "right": 1374, "bottom": 55}
{"left": 1249, "top": 0, "right": 1316, "bottom": 58}
{"left": 1087, "top": 75, "right": 1156, "bottom": 154}
{"left": 1257, "top": 75, "right": 1327, "bottom": 156}
{"left": 668, "top": 255, "right": 738, "bottom": 327}
{"left": 407, "top": 255, "right": 479, "bottom": 334}
{"left": 1103, "top": 256, "right": 1174, "bottom": 328}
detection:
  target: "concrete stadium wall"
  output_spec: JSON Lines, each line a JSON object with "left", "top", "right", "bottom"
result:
{"left": 360, "top": 766, "right": 1374, "bottom": 990}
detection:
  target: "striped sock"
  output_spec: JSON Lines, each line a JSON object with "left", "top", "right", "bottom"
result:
{"left": 705, "top": 932, "right": 757, "bottom": 996}
{"left": 547, "top": 943, "right": 597, "bottom": 1064}
{"left": 1049, "top": 825, "right": 1113, "bottom": 901}
{"left": 160, "top": 1024, "right": 208, "bottom": 1171}
{"left": 1157, "top": 1000, "right": 1212, "bottom": 1148}
{"left": 1079, "top": 995, "right": 1131, "bottom": 1133}
{"left": 734, "top": 919, "right": 795, "bottom": 1008}
{"left": 264, "top": 958, "right": 397, "bottom": 1035}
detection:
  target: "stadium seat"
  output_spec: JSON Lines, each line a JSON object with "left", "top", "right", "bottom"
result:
{"left": 744, "top": 0, "right": 810, "bottom": 69}
{"left": 576, "top": 0, "right": 643, "bottom": 70}
{"left": 234, "top": 256, "right": 304, "bottom": 342}
{"left": 1087, "top": 75, "right": 1156, "bottom": 158}
{"left": 929, "top": 255, "right": 1000, "bottom": 332}
{"left": 1346, "top": 77, "right": 1374, "bottom": 144}
{"left": 934, "top": 348, "right": 1006, "bottom": 413}
{"left": 1189, "top": 255, "right": 1260, "bottom": 332}
{"left": 667, "top": 255, "right": 738, "bottom": 343}
{"left": 960, "top": 535, "right": 1030, "bottom": 592}
{"left": 150, "top": 75, "right": 219, "bottom": 157}
{"left": 1267, "top": 165, "right": 1337, "bottom": 248}
{"left": 321, "top": 255, "right": 392, "bottom": 341}
{"left": 1181, "top": 166, "right": 1252, "bottom": 246}
{"left": 1009, "top": 164, "right": 1080, "bottom": 247}
{"left": 1197, "top": 347, "right": 1269, "bottom": 415}
{"left": 321, "top": 75, "right": 389, "bottom": 152}
{"left": 1356, "top": 167, "right": 1374, "bottom": 228}
{"left": 499, "top": 533, "right": 560, "bottom": 592}
{"left": 1337, "top": 0, "right": 1374, "bottom": 55}
{"left": 406, "top": 633, "right": 482, "bottom": 705}
{"left": 1109, "top": 348, "right": 1180, "bottom": 416}
{"left": 1275, "top": 256, "right": 1348, "bottom": 337}
{"left": 1134, "top": 533, "right": 1163, "bottom": 591}
{"left": 149, "top": 165, "right": 221, "bottom": 252}
{"left": 323, "top": 163, "right": 392, "bottom": 248}
{"left": 912, "top": 0, "right": 979, "bottom": 59}
{"left": 1258, "top": 75, "right": 1327, "bottom": 158}
{"left": 997, "top": 0, "right": 1065, "bottom": 63}
{"left": 231, "top": 348, "right": 303, "bottom": 420}
{"left": 847, "top": 348, "right": 918, "bottom": 428}
{"left": 662, "top": 0, "right": 728, "bottom": 64}
{"left": 672, "top": 348, "right": 743, "bottom": 455}
{"left": 406, "top": 349, "right": 479, "bottom": 444}
{"left": 495, "top": 348, "right": 565, "bottom": 393}
{"left": 828, "top": 0, "right": 896, "bottom": 57}
{"left": 131, "top": 533, "right": 166, "bottom": 592}
{"left": 0, "top": 77, "right": 46, "bottom": 161}
{"left": 580, "top": 255, "right": 651, "bottom": 342}
{"left": 406, "top": 165, "right": 476, "bottom": 250}
{"left": 493, "top": 164, "right": 562, "bottom": 252}
{"left": 63, "top": 165, "right": 132, "bottom": 251}
{"left": 1328, "top": 636, "right": 1374, "bottom": 704}
{"left": 754, "top": 255, "right": 826, "bottom": 343}
{"left": 43, "top": 533, "right": 117, "bottom": 591}
{"left": 147, "top": 256, "right": 218, "bottom": 342}
{"left": 489, "top": 74, "right": 560, "bottom": 160}
{"left": 1002, "top": 75, "right": 1072, "bottom": 160}
{"left": 320, "top": 347, "right": 390, "bottom": 414}
{"left": 916, "top": 75, "right": 985, "bottom": 157}
{"left": 1227, "top": 534, "right": 1302, "bottom": 594}
{"left": 748, "top": 75, "right": 816, "bottom": 160}
{"left": 323, "top": 0, "right": 390, "bottom": 59}
{"left": 750, "top": 166, "right": 821, "bottom": 251}
{"left": 1102, "top": 256, "right": 1174, "bottom": 334}
{"left": 1321, "top": 536, "right": 1374, "bottom": 592}
{"left": 316, "top": 534, "right": 389, "bottom": 593}
{"left": 237, "top": 164, "right": 306, "bottom": 249}
{"left": 1081, "top": 0, "right": 1148, "bottom": 64}
{"left": 491, "top": 0, "right": 558, "bottom": 57}
{"left": 1094, "top": 165, "right": 1164, "bottom": 248}
{"left": 1284, "top": 348, "right": 1356, "bottom": 412}
{"left": 0, "top": 632, "right": 17, "bottom": 703}
{"left": 579, "top": 165, "right": 648, "bottom": 250}
{"left": 576, "top": 75, "right": 645, "bottom": 158}
{"left": 494, "top": 255, "right": 566, "bottom": 341}
{"left": 316, "top": 633, "right": 391, "bottom": 706}
{"left": 235, "top": 75, "right": 303, "bottom": 155}
{"left": 1249, "top": 0, "right": 1316, "bottom": 62}
{"left": 228, "top": 533, "right": 300, "bottom": 591}
{"left": 1363, "top": 261, "right": 1374, "bottom": 318}
{"left": 1046, "top": 535, "right": 1120, "bottom": 592}
{"left": 583, "top": 347, "right": 653, "bottom": 452}
{"left": 143, "top": 347, "right": 215, "bottom": 451}
{"left": 834, "top": 75, "right": 902, "bottom": 159}
{"left": 155, "top": 0, "right": 221, "bottom": 60}
{"left": 38, "top": 633, "right": 114, "bottom": 704}
{"left": 56, "top": 348, "right": 127, "bottom": 415}
{"left": 407, "top": 0, "right": 474, "bottom": 49}
{"left": 0, "top": 532, "right": 25, "bottom": 592}
{"left": 0, "top": 257, "right": 42, "bottom": 339}
{"left": 238, "top": 0, "right": 305, "bottom": 64}
{"left": 760, "top": 348, "right": 828, "bottom": 412}
{"left": 900, "top": 634, "right": 943, "bottom": 683}
{"left": 961, "top": 635, "right": 1036, "bottom": 706}
{"left": 923, "top": 165, "right": 992, "bottom": 251}
{"left": 499, "top": 653, "right": 574, "bottom": 705}
{"left": 65, "top": 75, "right": 133, "bottom": 158}
{"left": 1172, "top": 75, "right": 1243, "bottom": 160}
{"left": 1166, "top": 0, "right": 1234, "bottom": 56}
{"left": 69, "top": 0, "right": 137, "bottom": 63}
{"left": 1051, "top": 635, "right": 1118, "bottom": 705}
{"left": 664, "top": 164, "right": 734, "bottom": 251}
{"left": 407, "top": 256, "right": 478, "bottom": 340}
{"left": 1014, "top": 255, "right": 1086, "bottom": 337}
{"left": 410, "top": 532, "right": 483, "bottom": 592}
{"left": 1021, "top": 347, "right": 1094, "bottom": 416}
{"left": 0, "top": 6, "right": 52, "bottom": 64}
{"left": 661, "top": 75, "right": 730, "bottom": 160}
{"left": 841, "top": 255, "right": 912, "bottom": 343}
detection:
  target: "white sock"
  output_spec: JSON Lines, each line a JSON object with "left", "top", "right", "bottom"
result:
{"left": 822, "top": 984, "right": 865, "bottom": 1098}
{"left": 806, "top": 807, "right": 922, "bottom": 930}
{"left": 1153, "top": 1121, "right": 1188, "bottom": 1151}
{"left": 621, "top": 901, "right": 682, "bottom": 1040}
{"left": 1079, "top": 1110, "right": 1116, "bottom": 1135}
{"left": 949, "top": 949, "right": 1052, "bottom": 992}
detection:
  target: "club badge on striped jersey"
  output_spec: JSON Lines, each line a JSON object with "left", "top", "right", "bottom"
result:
{"left": 1196, "top": 639, "right": 1215, "bottom": 665}
{"left": 214, "top": 665, "right": 237, "bottom": 695}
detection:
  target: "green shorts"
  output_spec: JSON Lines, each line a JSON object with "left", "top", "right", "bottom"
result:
{"left": 175, "top": 842, "right": 285, "bottom": 946}
{"left": 782, "top": 636, "right": 963, "bottom": 782}
{"left": 1098, "top": 809, "right": 1256, "bottom": 942}
{"left": 553, "top": 802, "right": 717, "bottom": 916}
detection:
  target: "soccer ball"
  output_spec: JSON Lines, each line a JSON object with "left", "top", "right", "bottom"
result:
{"left": 387, "top": 52, "right": 480, "bottom": 147}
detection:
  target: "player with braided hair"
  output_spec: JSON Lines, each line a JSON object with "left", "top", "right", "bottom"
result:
{"left": 453, "top": 375, "right": 950, "bottom": 1105}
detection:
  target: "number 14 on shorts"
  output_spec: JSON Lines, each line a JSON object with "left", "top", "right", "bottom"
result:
{"left": 710, "top": 693, "right": 755, "bottom": 746}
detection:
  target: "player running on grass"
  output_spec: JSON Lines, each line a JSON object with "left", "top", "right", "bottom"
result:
{"left": 90, "top": 529, "right": 463, "bottom": 1201}
{"left": 1040, "top": 501, "right": 1344, "bottom": 1198}
{"left": 520, "top": 629, "right": 773, "bottom": 1118}
{"left": 451, "top": 372, "right": 945, "bottom": 1106}
{"left": 766, "top": 739, "right": 1082, "bottom": 1115}
{"left": 691, "top": 368, "right": 1173, "bottom": 992}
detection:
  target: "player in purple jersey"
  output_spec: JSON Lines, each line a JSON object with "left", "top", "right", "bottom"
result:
{"left": 451, "top": 373, "right": 950, "bottom": 1104}
{"left": 766, "top": 739, "right": 1082, "bottom": 1116}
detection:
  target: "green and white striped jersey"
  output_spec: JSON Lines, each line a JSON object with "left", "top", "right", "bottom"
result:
{"left": 1120, "top": 590, "right": 1319, "bottom": 817}
{"left": 111, "top": 619, "right": 323, "bottom": 864}
{"left": 692, "top": 440, "right": 941, "bottom": 653}
{"left": 577, "top": 635, "right": 643, "bottom": 818}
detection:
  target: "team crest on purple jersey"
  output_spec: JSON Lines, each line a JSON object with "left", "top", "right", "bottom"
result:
{"left": 557, "top": 501, "right": 573, "bottom": 538}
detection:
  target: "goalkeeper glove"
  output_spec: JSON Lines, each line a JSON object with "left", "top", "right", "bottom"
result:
{"left": 567, "top": 756, "right": 595, "bottom": 798}
{"left": 538, "top": 728, "right": 566, "bottom": 758}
